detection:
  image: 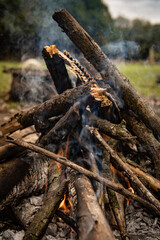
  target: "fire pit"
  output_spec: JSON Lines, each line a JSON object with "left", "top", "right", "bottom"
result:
{"left": 0, "top": 9, "right": 160, "bottom": 240}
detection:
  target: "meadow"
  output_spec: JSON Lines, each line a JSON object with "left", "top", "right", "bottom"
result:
{"left": 0, "top": 61, "right": 160, "bottom": 100}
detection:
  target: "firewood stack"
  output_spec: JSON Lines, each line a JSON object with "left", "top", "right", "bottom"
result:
{"left": 0, "top": 9, "right": 160, "bottom": 240}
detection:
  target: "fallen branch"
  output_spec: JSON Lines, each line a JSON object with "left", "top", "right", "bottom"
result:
{"left": 7, "top": 137, "right": 160, "bottom": 216}
{"left": 74, "top": 174, "right": 115, "bottom": 240}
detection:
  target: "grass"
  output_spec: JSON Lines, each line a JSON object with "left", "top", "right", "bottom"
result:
{"left": 0, "top": 60, "right": 160, "bottom": 101}
{"left": 118, "top": 62, "right": 160, "bottom": 97}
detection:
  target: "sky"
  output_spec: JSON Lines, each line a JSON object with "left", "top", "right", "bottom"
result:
{"left": 103, "top": 0, "right": 160, "bottom": 24}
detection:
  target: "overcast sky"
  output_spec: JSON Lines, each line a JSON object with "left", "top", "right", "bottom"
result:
{"left": 103, "top": 0, "right": 160, "bottom": 23}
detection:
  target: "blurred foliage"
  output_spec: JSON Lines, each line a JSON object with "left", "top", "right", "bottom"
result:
{"left": 0, "top": 0, "right": 160, "bottom": 60}
{"left": 114, "top": 16, "right": 160, "bottom": 60}
{"left": 119, "top": 63, "right": 160, "bottom": 97}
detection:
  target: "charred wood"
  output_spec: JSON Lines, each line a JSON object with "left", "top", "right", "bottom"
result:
{"left": 42, "top": 46, "right": 72, "bottom": 94}
{"left": 40, "top": 102, "right": 80, "bottom": 145}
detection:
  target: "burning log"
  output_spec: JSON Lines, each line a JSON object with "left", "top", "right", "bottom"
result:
{"left": 23, "top": 179, "right": 68, "bottom": 240}
{"left": 52, "top": 9, "right": 160, "bottom": 140}
{"left": 42, "top": 46, "right": 72, "bottom": 94}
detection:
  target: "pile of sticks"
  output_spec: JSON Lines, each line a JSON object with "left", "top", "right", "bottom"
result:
{"left": 0, "top": 9, "right": 160, "bottom": 240}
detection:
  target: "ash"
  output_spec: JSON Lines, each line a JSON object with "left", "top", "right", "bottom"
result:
{"left": 0, "top": 194, "right": 76, "bottom": 240}
{"left": 125, "top": 200, "right": 160, "bottom": 240}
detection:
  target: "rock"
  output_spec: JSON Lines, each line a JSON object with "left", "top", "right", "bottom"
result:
{"left": 46, "top": 223, "right": 58, "bottom": 237}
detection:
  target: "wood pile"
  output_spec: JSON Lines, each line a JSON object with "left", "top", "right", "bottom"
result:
{"left": 0, "top": 9, "right": 160, "bottom": 240}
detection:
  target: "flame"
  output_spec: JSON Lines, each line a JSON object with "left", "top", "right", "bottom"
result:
{"left": 59, "top": 194, "right": 72, "bottom": 213}
{"left": 44, "top": 45, "right": 58, "bottom": 58}
{"left": 110, "top": 164, "right": 134, "bottom": 206}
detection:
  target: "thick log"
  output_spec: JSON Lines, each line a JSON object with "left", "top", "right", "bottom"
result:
{"left": 74, "top": 175, "right": 115, "bottom": 240}
{"left": 93, "top": 129, "right": 160, "bottom": 211}
{"left": 0, "top": 153, "right": 50, "bottom": 211}
{"left": 8, "top": 137, "right": 160, "bottom": 216}
{"left": 42, "top": 46, "right": 72, "bottom": 94}
{"left": 23, "top": 179, "right": 68, "bottom": 240}
{"left": 53, "top": 9, "right": 160, "bottom": 140}
{"left": 0, "top": 82, "right": 94, "bottom": 135}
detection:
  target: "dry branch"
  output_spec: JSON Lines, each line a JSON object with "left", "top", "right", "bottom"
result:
{"left": 7, "top": 137, "right": 160, "bottom": 216}
{"left": 92, "top": 129, "right": 160, "bottom": 211}
{"left": 52, "top": 9, "right": 160, "bottom": 140}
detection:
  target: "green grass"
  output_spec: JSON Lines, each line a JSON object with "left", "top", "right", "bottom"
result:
{"left": 0, "top": 61, "right": 22, "bottom": 98}
{"left": 0, "top": 61, "right": 160, "bottom": 101}
{"left": 118, "top": 62, "right": 160, "bottom": 97}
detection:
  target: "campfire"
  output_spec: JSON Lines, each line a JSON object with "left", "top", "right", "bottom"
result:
{"left": 0, "top": 9, "right": 160, "bottom": 240}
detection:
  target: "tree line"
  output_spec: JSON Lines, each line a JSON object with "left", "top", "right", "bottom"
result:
{"left": 0, "top": 0, "right": 160, "bottom": 60}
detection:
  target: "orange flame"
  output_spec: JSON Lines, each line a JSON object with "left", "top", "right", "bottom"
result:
{"left": 59, "top": 194, "right": 72, "bottom": 213}
{"left": 110, "top": 164, "right": 134, "bottom": 206}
